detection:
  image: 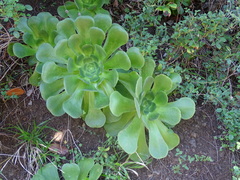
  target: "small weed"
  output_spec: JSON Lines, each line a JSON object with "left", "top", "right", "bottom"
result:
{"left": 0, "top": 0, "right": 32, "bottom": 37}
{"left": 0, "top": 85, "right": 19, "bottom": 101}
{"left": 232, "top": 165, "right": 240, "bottom": 180}
{"left": 1, "top": 120, "right": 55, "bottom": 179}
{"left": 172, "top": 148, "right": 213, "bottom": 174}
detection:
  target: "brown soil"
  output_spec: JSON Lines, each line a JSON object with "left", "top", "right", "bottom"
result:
{"left": 0, "top": 90, "right": 235, "bottom": 180}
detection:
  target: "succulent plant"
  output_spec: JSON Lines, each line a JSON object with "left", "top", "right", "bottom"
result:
{"left": 31, "top": 158, "right": 103, "bottom": 180}
{"left": 104, "top": 61, "right": 196, "bottom": 160}
{"left": 36, "top": 14, "right": 145, "bottom": 128}
{"left": 57, "top": 0, "right": 109, "bottom": 19}
{"left": 7, "top": 12, "right": 58, "bottom": 60}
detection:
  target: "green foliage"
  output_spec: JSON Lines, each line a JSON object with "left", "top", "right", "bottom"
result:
{"left": 0, "top": 85, "right": 19, "bottom": 100}
{"left": 35, "top": 14, "right": 138, "bottom": 128}
{"left": 9, "top": 120, "right": 53, "bottom": 148}
{"left": 8, "top": 0, "right": 196, "bottom": 162}
{"left": 57, "top": 0, "right": 109, "bottom": 19}
{"left": 0, "top": 0, "right": 32, "bottom": 37}
{"left": 123, "top": 1, "right": 169, "bottom": 61}
{"left": 156, "top": 0, "right": 191, "bottom": 16}
{"left": 172, "top": 148, "right": 213, "bottom": 174}
{"left": 216, "top": 106, "right": 240, "bottom": 151}
{"left": 164, "top": 9, "right": 240, "bottom": 151}
{"left": 7, "top": 12, "right": 59, "bottom": 60}
{"left": 232, "top": 165, "right": 240, "bottom": 180}
{"left": 105, "top": 71, "right": 195, "bottom": 160}
{"left": 31, "top": 159, "right": 103, "bottom": 180}
{"left": 170, "top": 10, "right": 235, "bottom": 56}
{"left": 92, "top": 135, "right": 147, "bottom": 179}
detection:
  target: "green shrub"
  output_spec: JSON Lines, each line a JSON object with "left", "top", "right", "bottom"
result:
{"left": 165, "top": 9, "right": 240, "bottom": 151}
{"left": 0, "top": 0, "right": 32, "bottom": 37}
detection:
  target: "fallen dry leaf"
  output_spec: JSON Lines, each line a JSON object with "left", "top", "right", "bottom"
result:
{"left": 6, "top": 87, "right": 25, "bottom": 96}
{"left": 49, "top": 143, "right": 68, "bottom": 155}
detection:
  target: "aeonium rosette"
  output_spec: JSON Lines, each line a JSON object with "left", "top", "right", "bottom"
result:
{"left": 57, "top": 0, "right": 109, "bottom": 19}
{"left": 35, "top": 14, "right": 144, "bottom": 128}
{"left": 104, "top": 60, "right": 196, "bottom": 160}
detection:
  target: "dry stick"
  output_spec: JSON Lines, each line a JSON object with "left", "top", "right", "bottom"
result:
{"left": 0, "top": 57, "right": 20, "bottom": 82}
{"left": 204, "top": 165, "right": 214, "bottom": 180}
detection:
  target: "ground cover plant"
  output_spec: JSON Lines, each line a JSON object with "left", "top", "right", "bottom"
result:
{"left": 0, "top": 0, "right": 239, "bottom": 179}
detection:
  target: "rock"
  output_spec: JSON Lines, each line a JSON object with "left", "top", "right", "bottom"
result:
{"left": 190, "top": 139, "right": 197, "bottom": 148}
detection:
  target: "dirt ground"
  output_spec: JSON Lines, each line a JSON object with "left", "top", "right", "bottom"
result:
{"left": 0, "top": 0, "right": 239, "bottom": 179}
{"left": 0, "top": 89, "right": 236, "bottom": 180}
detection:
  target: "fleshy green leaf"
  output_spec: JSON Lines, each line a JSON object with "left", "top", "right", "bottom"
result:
{"left": 78, "top": 158, "right": 94, "bottom": 179}
{"left": 75, "top": 16, "right": 94, "bottom": 39}
{"left": 94, "top": 14, "right": 112, "bottom": 33}
{"left": 40, "top": 79, "right": 64, "bottom": 100}
{"left": 57, "top": 18, "right": 75, "bottom": 39}
{"left": 31, "top": 163, "right": 60, "bottom": 180}
{"left": 68, "top": 34, "right": 84, "bottom": 54}
{"left": 153, "top": 91, "right": 168, "bottom": 106}
{"left": 42, "top": 62, "right": 68, "bottom": 83}
{"left": 143, "top": 76, "right": 154, "bottom": 92}
{"left": 46, "top": 92, "right": 70, "bottom": 116}
{"left": 109, "top": 91, "right": 135, "bottom": 117}
{"left": 118, "top": 71, "right": 140, "bottom": 97}
{"left": 103, "top": 24, "right": 128, "bottom": 58}
{"left": 104, "top": 112, "right": 135, "bottom": 136}
{"left": 127, "top": 47, "right": 145, "bottom": 69}
{"left": 63, "top": 88, "right": 84, "bottom": 118}
{"left": 104, "top": 51, "right": 131, "bottom": 70}
{"left": 62, "top": 163, "right": 80, "bottom": 180}
{"left": 94, "top": 91, "right": 109, "bottom": 109}
{"left": 13, "top": 43, "right": 36, "bottom": 58}
{"left": 168, "top": 97, "right": 196, "bottom": 119}
{"left": 158, "top": 107, "right": 181, "bottom": 126}
{"left": 89, "top": 27, "right": 105, "bottom": 45}
{"left": 118, "top": 116, "right": 141, "bottom": 154}
{"left": 88, "top": 164, "right": 103, "bottom": 180}
{"left": 85, "top": 108, "right": 106, "bottom": 128}
{"left": 135, "top": 77, "right": 142, "bottom": 98}
{"left": 130, "top": 125, "right": 150, "bottom": 161}
{"left": 141, "top": 59, "right": 155, "bottom": 81}
{"left": 156, "top": 121, "right": 180, "bottom": 150}
{"left": 152, "top": 74, "right": 172, "bottom": 94}
{"left": 148, "top": 121, "right": 168, "bottom": 159}
{"left": 37, "top": 43, "right": 67, "bottom": 63}
{"left": 29, "top": 70, "right": 41, "bottom": 86}
{"left": 167, "top": 73, "right": 182, "bottom": 94}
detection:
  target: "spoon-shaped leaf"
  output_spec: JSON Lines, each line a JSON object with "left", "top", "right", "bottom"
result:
{"left": 47, "top": 92, "right": 70, "bottom": 116}
{"left": 62, "top": 163, "right": 80, "bottom": 180}
{"left": 168, "top": 97, "right": 196, "bottom": 119}
{"left": 85, "top": 108, "right": 106, "bottom": 128}
{"left": 148, "top": 121, "right": 168, "bottom": 159}
{"left": 109, "top": 91, "right": 135, "bottom": 117}
{"left": 118, "top": 116, "right": 142, "bottom": 154}
{"left": 89, "top": 164, "right": 103, "bottom": 180}
{"left": 127, "top": 47, "right": 145, "bottom": 69}
{"left": 42, "top": 62, "right": 68, "bottom": 83}
{"left": 78, "top": 158, "right": 94, "bottom": 179}
{"left": 156, "top": 121, "right": 180, "bottom": 150}
{"left": 152, "top": 74, "right": 172, "bottom": 94}
{"left": 103, "top": 24, "right": 128, "bottom": 58}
